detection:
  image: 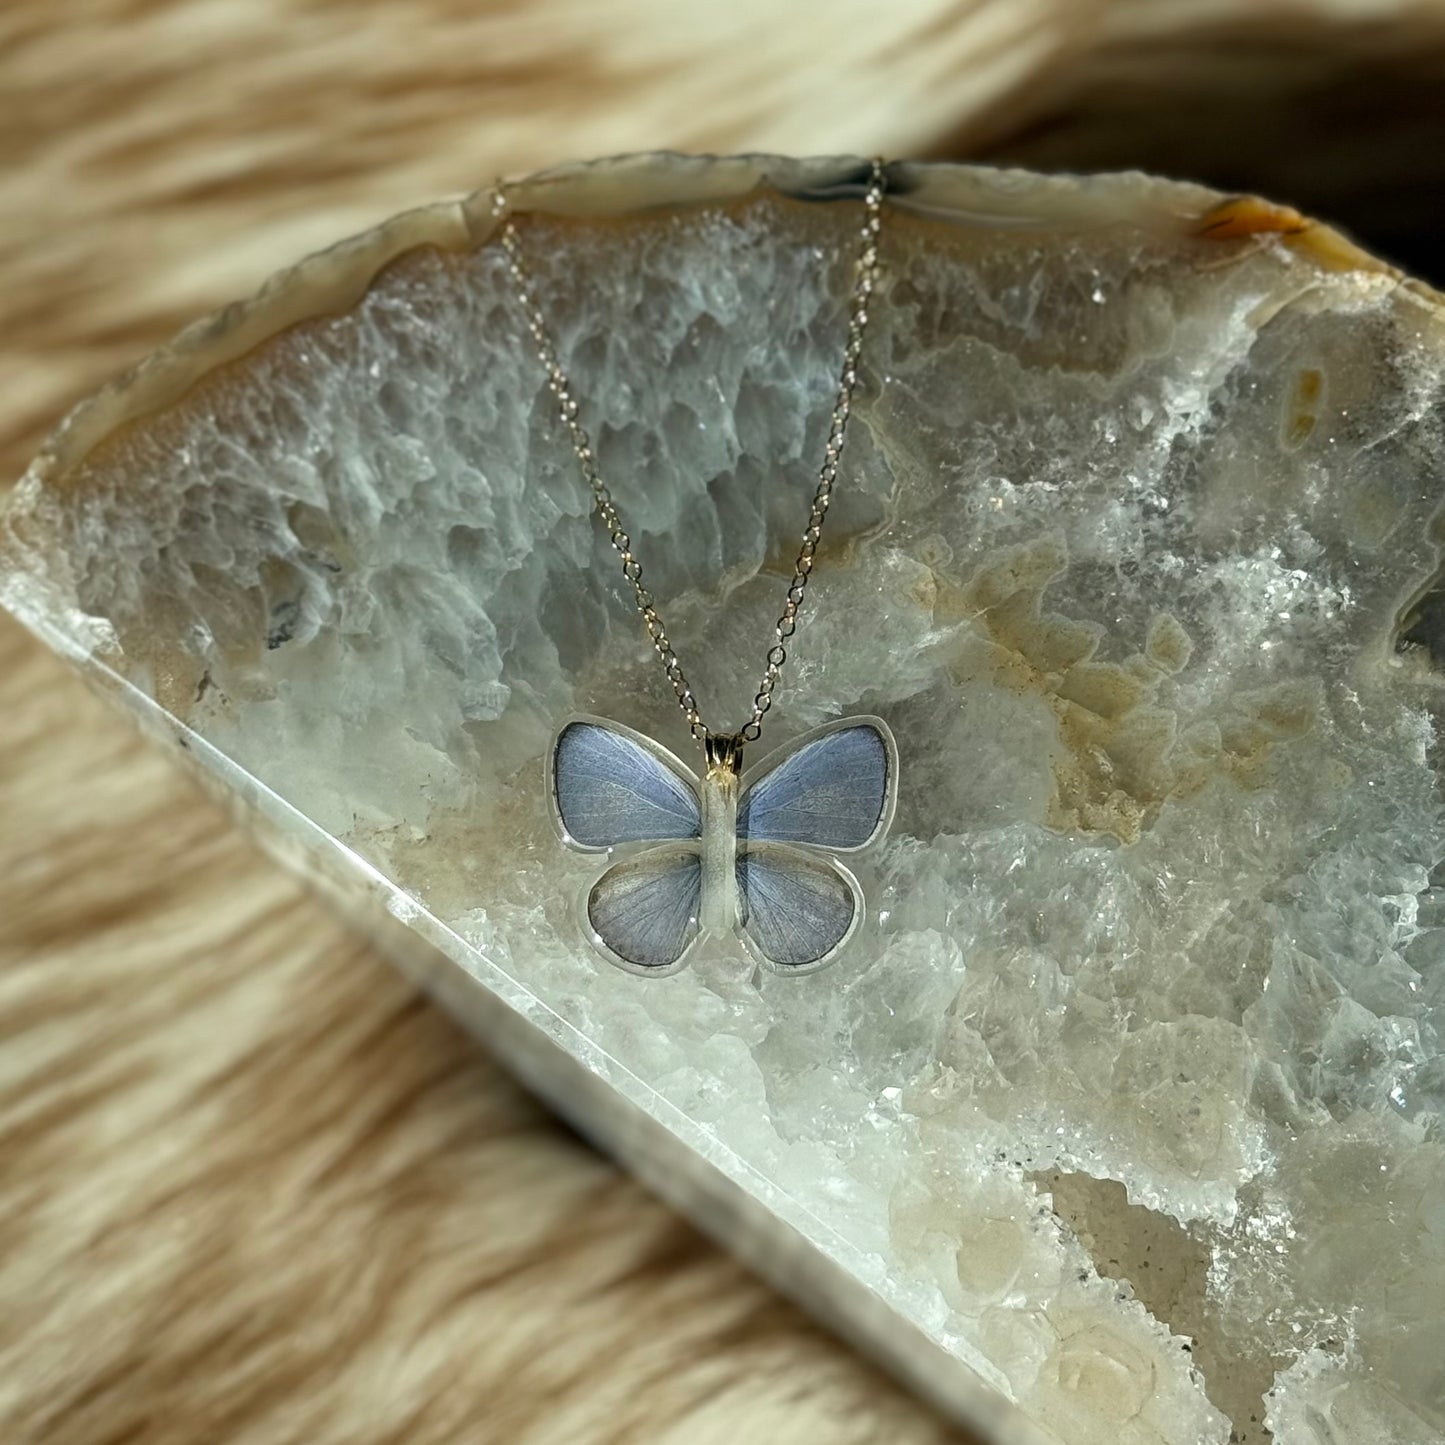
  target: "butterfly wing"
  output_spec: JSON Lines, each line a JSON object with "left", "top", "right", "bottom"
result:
{"left": 736, "top": 844, "right": 862, "bottom": 972}
{"left": 586, "top": 845, "right": 702, "bottom": 974}
{"left": 550, "top": 716, "right": 701, "bottom": 852}
{"left": 738, "top": 717, "right": 896, "bottom": 853}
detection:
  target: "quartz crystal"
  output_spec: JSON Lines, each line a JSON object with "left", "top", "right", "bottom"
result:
{"left": 4, "top": 156, "right": 1444, "bottom": 1445}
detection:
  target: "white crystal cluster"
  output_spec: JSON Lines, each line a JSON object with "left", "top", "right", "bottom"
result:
{"left": 9, "top": 171, "right": 1445, "bottom": 1444}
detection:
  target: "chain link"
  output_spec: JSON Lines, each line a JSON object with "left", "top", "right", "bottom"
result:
{"left": 494, "top": 159, "right": 887, "bottom": 746}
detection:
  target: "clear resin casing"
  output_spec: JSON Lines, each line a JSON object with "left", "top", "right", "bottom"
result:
{"left": 4, "top": 156, "right": 1445, "bottom": 1445}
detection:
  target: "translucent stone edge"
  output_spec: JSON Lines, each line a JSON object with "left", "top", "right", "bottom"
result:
{"left": 14, "top": 637, "right": 1055, "bottom": 1444}
{"left": 11, "top": 150, "right": 1410, "bottom": 500}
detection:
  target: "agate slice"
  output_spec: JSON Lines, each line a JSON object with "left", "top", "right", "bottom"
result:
{"left": 4, "top": 155, "right": 1445, "bottom": 1445}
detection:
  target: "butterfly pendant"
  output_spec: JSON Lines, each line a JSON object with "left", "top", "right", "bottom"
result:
{"left": 547, "top": 714, "right": 898, "bottom": 976}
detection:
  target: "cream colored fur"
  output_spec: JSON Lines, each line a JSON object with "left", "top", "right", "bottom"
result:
{"left": 4, "top": 1, "right": 1444, "bottom": 1440}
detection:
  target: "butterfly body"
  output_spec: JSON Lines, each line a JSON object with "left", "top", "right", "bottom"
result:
{"left": 548, "top": 714, "right": 897, "bottom": 976}
{"left": 699, "top": 762, "right": 740, "bottom": 938}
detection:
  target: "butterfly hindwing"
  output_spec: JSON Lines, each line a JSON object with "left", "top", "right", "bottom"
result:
{"left": 586, "top": 845, "right": 702, "bottom": 974}
{"left": 736, "top": 843, "right": 861, "bottom": 971}
{"left": 551, "top": 717, "right": 701, "bottom": 851}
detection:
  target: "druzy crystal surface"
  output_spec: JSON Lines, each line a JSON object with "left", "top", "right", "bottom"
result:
{"left": 4, "top": 158, "right": 1444, "bottom": 1444}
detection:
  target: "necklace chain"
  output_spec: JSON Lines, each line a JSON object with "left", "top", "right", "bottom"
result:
{"left": 493, "top": 159, "right": 887, "bottom": 746}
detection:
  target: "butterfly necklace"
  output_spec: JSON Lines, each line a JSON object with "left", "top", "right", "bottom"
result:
{"left": 494, "top": 159, "right": 896, "bottom": 976}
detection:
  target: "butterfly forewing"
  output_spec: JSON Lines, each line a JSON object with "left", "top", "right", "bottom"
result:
{"left": 736, "top": 844, "right": 861, "bottom": 971}
{"left": 738, "top": 718, "right": 895, "bottom": 852}
{"left": 552, "top": 718, "right": 701, "bottom": 851}
{"left": 587, "top": 846, "right": 702, "bottom": 973}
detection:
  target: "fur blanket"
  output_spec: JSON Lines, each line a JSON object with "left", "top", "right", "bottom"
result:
{"left": 2, "top": 1, "right": 1441, "bottom": 1440}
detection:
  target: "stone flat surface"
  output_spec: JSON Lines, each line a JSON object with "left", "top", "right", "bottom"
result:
{"left": 10, "top": 160, "right": 1445, "bottom": 1442}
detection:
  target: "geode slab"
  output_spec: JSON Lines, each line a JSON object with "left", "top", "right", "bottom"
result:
{"left": 4, "top": 155, "right": 1444, "bottom": 1445}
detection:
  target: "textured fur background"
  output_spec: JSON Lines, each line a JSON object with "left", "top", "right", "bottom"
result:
{"left": 3, "top": 3, "right": 1443, "bottom": 1441}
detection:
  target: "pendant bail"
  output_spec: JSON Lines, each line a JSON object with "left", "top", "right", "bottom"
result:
{"left": 704, "top": 732, "right": 746, "bottom": 777}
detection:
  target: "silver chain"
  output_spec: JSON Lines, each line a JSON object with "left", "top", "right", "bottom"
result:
{"left": 493, "top": 159, "right": 887, "bottom": 746}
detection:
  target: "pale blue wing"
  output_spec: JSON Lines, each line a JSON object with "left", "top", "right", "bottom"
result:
{"left": 738, "top": 719, "right": 894, "bottom": 852}
{"left": 736, "top": 845, "right": 860, "bottom": 971}
{"left": 587, "top": 846, "right": 701, "bottom": 973}
{"left": 552, "top": 718, "right": 700, "bottom": 851}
